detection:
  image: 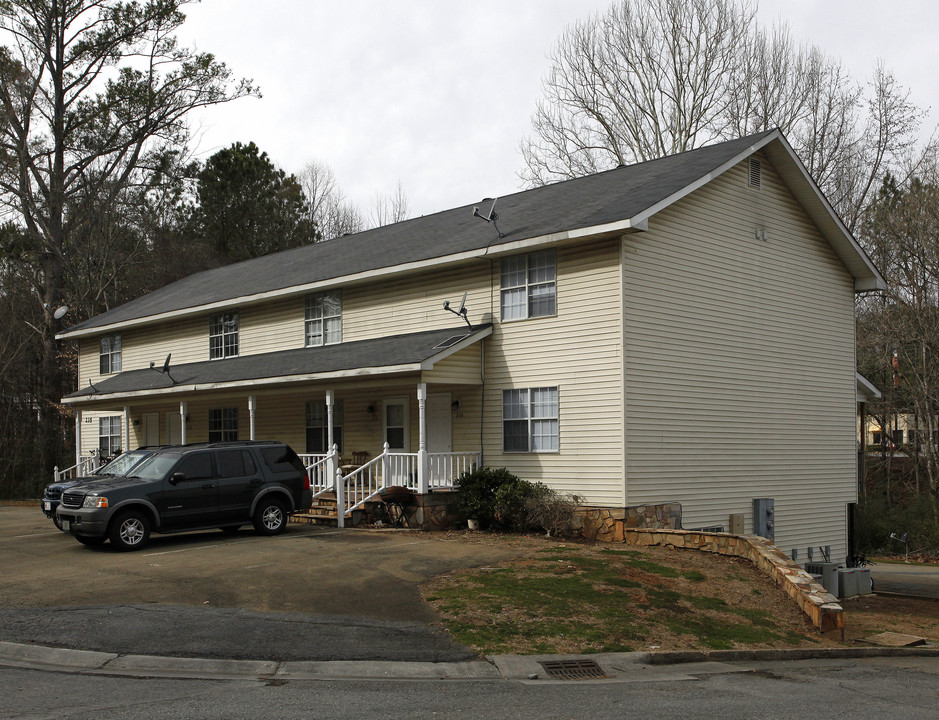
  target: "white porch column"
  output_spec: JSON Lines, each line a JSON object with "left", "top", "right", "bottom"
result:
{"left": 326, "top": 389, "right": 335, "bottom": 451}
{"left": 248, "top": 395, "right": 257, "bottom": 441}
{"left": 179, "top": 401, "right": 188, "bottom": 445}
{"left": 75, "top": 409, "right": 82, "bottom": 467}
{"left": 123, "top": 406, "right": 131, "bottom": 453}
{"left": 417, "top": 382, "right": 429, "bottom": 494}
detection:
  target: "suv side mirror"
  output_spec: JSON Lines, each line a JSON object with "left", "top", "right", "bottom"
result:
{"left": 170, "top": 472, "right": 186, "bottom": 485}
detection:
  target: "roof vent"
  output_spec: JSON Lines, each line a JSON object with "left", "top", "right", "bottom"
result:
{"left": 748, "top": 157, "right": 761, "bottom": 189}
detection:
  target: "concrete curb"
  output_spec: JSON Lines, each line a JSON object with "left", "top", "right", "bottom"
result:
{"left": 2, "top": 640, "right": 937, "bottom": 682}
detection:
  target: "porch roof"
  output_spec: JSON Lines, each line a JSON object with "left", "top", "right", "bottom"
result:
{"left": 63, "top": 324, "right": 492, "bottom": 404}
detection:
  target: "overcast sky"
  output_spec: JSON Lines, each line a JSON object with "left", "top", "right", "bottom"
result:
{"left": 181, "top": 0, "right": 939, "bottom": 219}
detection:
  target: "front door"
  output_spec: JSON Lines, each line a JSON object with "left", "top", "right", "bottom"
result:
{"left": 167, "top": 413, "right": 182, "bottom": 445}
{"left": 427, "top": 393, "right": 452, "bottom": 452}
{"left": 141, "top": 413, "right": 160, "bottom": 447}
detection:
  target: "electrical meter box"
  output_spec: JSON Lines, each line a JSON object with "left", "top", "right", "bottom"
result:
{"left": 753, "top": 498, "right": 775, "bottom": 540}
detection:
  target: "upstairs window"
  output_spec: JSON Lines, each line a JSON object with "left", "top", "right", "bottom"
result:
{"left": 305, "top": 292, "right": 342, "bottom": 346}
{"left": 209, "top": 312, "right": 239, "bottom": 359}
{"left": 501, "top": 249, "right": 556, "bottom": 321}
{"left": 503, "top": 387, "right": 559, "bottom": 452}
{"left": 99, "top": 334, "right": 122, "bottom": 374}
{"left": 208, "top": 408, "right": 238, "bottom": 442}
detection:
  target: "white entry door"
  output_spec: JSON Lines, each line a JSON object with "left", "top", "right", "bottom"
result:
{"left": 141, "top": 413, "right": 160, "bottom": 447}
{"left": 426, "top": 393, "right": 452, "bottom": 453}
{"left": 167, "top": 413, "right": 182, "bottom": 445}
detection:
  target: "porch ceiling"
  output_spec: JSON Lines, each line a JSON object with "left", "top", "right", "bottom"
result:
{"left": 64, "top": 324, "right": 492, "bottom": 404}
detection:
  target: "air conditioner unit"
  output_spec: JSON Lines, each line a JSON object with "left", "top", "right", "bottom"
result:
{"left": 806, "top": 562, "right": 839, "bottom": 596}
{"left": 856, "top": 567, "right": 873, "bottom": 596}
{"left": 837, "top": 567, "right": 860, "bottom": 598}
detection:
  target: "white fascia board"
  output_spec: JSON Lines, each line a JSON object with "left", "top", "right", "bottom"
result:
{"left": 57, "top": 223, "right": 643, "bottom": 340}
{"left": 856, "top": 371, "right": 882, "bottom": 402}
{"left": 419, "top": 325, "right": 492, "bottom": 370}
{"left": 61, "top": 363, "right": 423, "bottom": 405}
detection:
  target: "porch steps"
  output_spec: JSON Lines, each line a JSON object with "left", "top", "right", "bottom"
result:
{"left": 291, "top": 492, "right": 340, "bottom": 527}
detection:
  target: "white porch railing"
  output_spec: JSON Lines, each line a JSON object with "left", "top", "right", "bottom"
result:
{"left": 334, "top": 444, "right": 480, "bottom": 526}
{"left": 53, "top": 455, "right": 99, "bottom": 483}
{"left": 428, "top": 451, "right": 480, "bottom": 489}
{"left": 301, "top": 452, "right": 332, "bottom": 495}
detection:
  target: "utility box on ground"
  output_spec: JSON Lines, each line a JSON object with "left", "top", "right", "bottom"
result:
{"left": 837, "top": 567, "right": 859, "bottom": 598}
{"left": 752, "top": 498, "right": 775, "bottom": 540}
{"left": 806, "top": 562, "right": 839, "bottom": 596}
{"left": 729, "top": 513, "right": 744, "bottom": 535}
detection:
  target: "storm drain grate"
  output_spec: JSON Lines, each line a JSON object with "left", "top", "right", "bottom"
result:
{"left": 538, "top": 659, "right": 608, "bottom": 680}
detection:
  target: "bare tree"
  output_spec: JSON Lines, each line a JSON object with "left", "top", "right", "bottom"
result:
{"left": 521, "top": 0, "right": 933, "bottom": 232}
{"left": 369, "top": 180, "right": 410, "bottom": 228}
{"left": 297, "top": 160, "right": 365, "bottom": 240}
{"left": 0, "top": 1, "right": 256, "bottom": 484}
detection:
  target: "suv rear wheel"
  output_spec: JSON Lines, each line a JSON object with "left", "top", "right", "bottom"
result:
{"left": 253, "top": 497, "right": 287, "bottom": 536}
{"left": 109, "top": 510, "right": 151, "bottom": 551}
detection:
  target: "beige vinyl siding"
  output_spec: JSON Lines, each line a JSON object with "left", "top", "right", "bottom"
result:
{"left": 483, "top": 239, "right": 624, "bottom": 505}
{"left": 422, "top": 344, "right": 482, "bottom": 385}
{"left": 623, "top": 154, "right": 857, "bottom": 561}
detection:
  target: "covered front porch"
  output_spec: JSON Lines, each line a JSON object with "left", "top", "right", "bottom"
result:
{"left": 62, "top": 325, "right": 491, "bottom": 526}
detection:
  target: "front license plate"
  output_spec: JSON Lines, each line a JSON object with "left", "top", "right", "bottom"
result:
{"left": 43, "top": 501, "right": 51, "bottom": 511}
{"left": 61, "top": 520, "right": 70, "bottom": 533}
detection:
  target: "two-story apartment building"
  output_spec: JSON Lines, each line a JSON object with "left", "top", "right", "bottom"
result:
{"left": 58, "top": 129, "right": 885, "bottom": 561}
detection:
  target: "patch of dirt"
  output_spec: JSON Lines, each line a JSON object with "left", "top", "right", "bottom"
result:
{"left": 842, "top": 594, "right": 939, "bottom": 643}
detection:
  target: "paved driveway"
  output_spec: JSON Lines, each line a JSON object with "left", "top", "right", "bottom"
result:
{"left": 871, "top": 562, "right": 939, "bottom": 599}
{"left": 0, "top": 505, "right": 525, "bottom": 661}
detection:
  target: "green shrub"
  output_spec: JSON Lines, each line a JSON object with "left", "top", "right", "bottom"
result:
{"left": 455, "top": 467, "right": 520, "bottom": 529}
{"left": 494, "top": 478, "right": 538, "bottom": 530}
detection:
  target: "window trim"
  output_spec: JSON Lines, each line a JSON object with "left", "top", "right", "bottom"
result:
{"left": 98, "top": 415, "right": 123, "bottom": 456}
{"left": 208, "top": 407, "right": 238, "bottom": 442}
{"left": 500, "top": 249, "right": 557, "bottom": 322}
{"left": 502, "top": 386, "right": 559, "bottom": 453}
{"left": 99, "top": 334, "right": 122, "bottom": 375}
{"left": 209, "top": 312, "right": 239, "bottom": 360}
{"left": 305, "top": 291, "right": 342, "bottom": 347}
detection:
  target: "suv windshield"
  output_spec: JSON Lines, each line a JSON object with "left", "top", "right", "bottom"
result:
{"left": 130, "top": 453, "right": 183, "bottom": 480}
{"left": 96, "top": 450, "right": 153, "bottom": 477}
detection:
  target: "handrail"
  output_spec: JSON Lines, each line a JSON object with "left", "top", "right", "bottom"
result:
{"left": 53, "top": 455, "right": 99, "bottom": 483}
{"left": 303, "top": 453, "right": 332, "bottom": 495}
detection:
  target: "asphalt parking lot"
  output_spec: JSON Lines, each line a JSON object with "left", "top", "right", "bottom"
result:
{"left": 0, "top": 505, "right": 526, "bottom": 661}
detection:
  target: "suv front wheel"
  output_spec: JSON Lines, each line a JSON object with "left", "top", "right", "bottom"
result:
{"left": 253, "top": 497, "right": 287, "bottom": 536}
{"left": 109, "top": 510, "right": 151, "bottom": 551}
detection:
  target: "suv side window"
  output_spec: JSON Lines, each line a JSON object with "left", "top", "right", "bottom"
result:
{"left": 216, "top": 449, "right": 257, "bottom": 477}
{"left": 173, "top": 452, "right": 213, "bottom": 480}
{"left": 260, "top": 446, "right": 304, "bottom": 474}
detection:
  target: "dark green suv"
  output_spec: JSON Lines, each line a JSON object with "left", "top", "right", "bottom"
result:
{"left": 56, "top": 441, "right": 313, "bottom": 551}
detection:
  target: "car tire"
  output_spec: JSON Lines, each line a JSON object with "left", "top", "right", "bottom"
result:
{"left": 109, "top": 510, "right": 151, "bottom": 551}
{"left": 74, "top": 534, "right": 106, "bottom": 546}
{"left": 253, "top": 497, "right": 287, "bottom": 536}
{"left": 52, "top": 516, "right": 63, "bottom": 531}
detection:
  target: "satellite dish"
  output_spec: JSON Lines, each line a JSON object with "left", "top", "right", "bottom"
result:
{"left": 161, "top": 353, "right": 171, "bottom": 374}
{"left": 457, "top": 292, "right": 467, "bottom": 315}
{"left": 443, "top": 292, "right": 471, "bottom": 329}
{"left": 52, "top": 305, "right": 69, "bottom": 320}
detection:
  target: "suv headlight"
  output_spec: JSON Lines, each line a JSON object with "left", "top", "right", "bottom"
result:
{"left": 82, "top": 495, "right": 109, "bottom": 509}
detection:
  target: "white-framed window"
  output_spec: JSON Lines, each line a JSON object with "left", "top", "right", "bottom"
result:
{"left": 98, "top": 416, "right": 122, "bottom": 456}
{"left": 305, "top": 292, "right": 342, "bottom": 346}
{"left": 208, "top": 408, "right": 238, "bottom": 442}
{"left": 306, "top": 400, "right": 343, "bottom": 454}
{"left": 209, "top": 312, "right": 239, "bottom": 359}
{"left": 502, "top": 387, "right": 559, "bottom": 452}
{"left": 99, "top": 334, "right": 122, "bottom": 374}
{"left": 500, "top": 249, "right": 556, "bottom": 321}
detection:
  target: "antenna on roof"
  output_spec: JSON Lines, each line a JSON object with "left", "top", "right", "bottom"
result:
{"left": 443, "top": 291, "right": 471, "bottom": 329}
{"left": 473, "top": 197, "right": 505, "bottom": 239}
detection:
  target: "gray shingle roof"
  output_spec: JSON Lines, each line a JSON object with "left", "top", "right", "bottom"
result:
{"left": 61, "top": 131, "right": 776, "bottom": 335}
{"left": 66, "top": 324, "right": 491, "bottom": 400}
